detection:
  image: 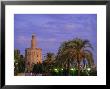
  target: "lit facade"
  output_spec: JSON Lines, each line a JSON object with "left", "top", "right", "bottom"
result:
{"left": 25, "top": 34, "right": 42, "bottom": 71}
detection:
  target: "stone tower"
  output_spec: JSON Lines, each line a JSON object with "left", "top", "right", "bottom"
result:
{"left": 31, "top": 34, "right": 36, "bottom": 49}
{"left": 25, "top": 34, "right": 42, "bottom": 72}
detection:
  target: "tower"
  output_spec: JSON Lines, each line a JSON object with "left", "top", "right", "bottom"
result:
{"left": 25, "top": 34, "right": 42, "bottom": 72}
{"left": 31, "top": 34, "right": 36, "bottom": 49}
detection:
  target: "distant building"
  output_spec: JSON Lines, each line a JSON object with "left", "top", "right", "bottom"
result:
{"left": 14, "top": 49, "right": 20, "bottom": 56}
{"left": 14, "top": 49, "right": 24, "bottom": 60}
{"left": 14, "top": 49, "right": 21, "bottom": 60}
{"left": 25, "top": 34, "right": 42, "bottom": 72}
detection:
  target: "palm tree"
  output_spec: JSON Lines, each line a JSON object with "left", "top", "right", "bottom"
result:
{"left": 56, "top": 38, "right": 94, "bottom": 76}
{"left": 43, "top": 52, "right": 55, "bottom": 75}
{"left": 72, "top": 38, "right": 94, "bottom": 75}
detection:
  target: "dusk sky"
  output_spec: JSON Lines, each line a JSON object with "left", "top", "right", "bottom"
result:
{"left": 14, "top": 14, "right": 97, "bottom": 64}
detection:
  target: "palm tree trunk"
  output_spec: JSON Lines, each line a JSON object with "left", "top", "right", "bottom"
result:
{"left": 67, "top": 59, "right": 70, "bottom": 76}
{"left": 78, "top": 63, "right": 80, "bottom": 76}
{"left": 77, "top": 51, "right": 80, "bottom": 76}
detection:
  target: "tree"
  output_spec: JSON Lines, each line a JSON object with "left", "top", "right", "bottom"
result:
{"left": 14, "top": 49, "right": 25, "bottom": 75}
{"left": 32, "top": 63, "right": 43, "bottom": 75}
{"left": 43, "top": 52, "right": 55, "bottom": 75}
{"left": 14, "top": 49, "right": 20, "bottom": 75}
{"left": 18, "top": 55, "right": 25, "bottom": 73}
{"left": 56, "top": 38, "right": 94, "bottom": 76}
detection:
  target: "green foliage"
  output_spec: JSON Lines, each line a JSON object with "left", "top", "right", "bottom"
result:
{"left": 89, "top": 68, "right": 97, "bottom": 76}
{"left": 32, "top": 64, "right": 43, "bottom": 74}
{"left": 14, "top": 50, "right": 25, "bottom": 75}
{"left": 55, "top": 38, "right": 94, "bottom": 75}
{"left": 42, "top": 52, "right": 56, "bottom": 74}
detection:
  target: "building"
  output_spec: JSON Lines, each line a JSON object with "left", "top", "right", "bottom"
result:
{"left": 25, "top": 34, "right": 42, "bottom": 72}
{"left": 14, "top": 49, "right": 21, "bottom": 60}
{"left": 14, "top": 49, "right": 20, "bottom": 56}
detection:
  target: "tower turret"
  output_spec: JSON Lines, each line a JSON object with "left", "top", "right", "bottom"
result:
{"left": 31, "top": 34, "right": 36, "bottom": 49}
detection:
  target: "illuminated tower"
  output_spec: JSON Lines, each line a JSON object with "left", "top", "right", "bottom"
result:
{"left": 25, "top": 34, "right": 42, "bottom": 72}
{"left": 31, "top": 34, "right": 36, "bottom": 49}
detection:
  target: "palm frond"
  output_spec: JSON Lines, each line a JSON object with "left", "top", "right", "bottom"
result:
{"left": 84, "top": 50, "right": 94, "bottom": 67}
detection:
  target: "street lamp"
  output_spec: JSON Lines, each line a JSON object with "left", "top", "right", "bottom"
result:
{"left": 61, "top": 68, "right": 63, "bottom": 70}
{"left": 87, "top": 68, "right": 91, "bottom": 71}
{"left": 70, "top": 68, "right": 74, "bottom": 71}
{"left": 70, "top": 68, "right": 75, "bottom": 71}
{"left": 54, "top": 68, "right": 58, "bottom": 72}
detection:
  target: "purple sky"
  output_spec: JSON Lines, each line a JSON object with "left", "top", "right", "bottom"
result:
{"left": 14, "top": 14, "right": 97, "bottom": 64}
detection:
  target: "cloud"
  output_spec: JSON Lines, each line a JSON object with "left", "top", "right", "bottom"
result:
{"left": 64, "top": 23, "right": 84, "bottom": 30}
{"left": 38, "top": 37, "right": 59, "bottom": 42}
{"left": 16, "top": 35, "right": 31, "bottom": 46}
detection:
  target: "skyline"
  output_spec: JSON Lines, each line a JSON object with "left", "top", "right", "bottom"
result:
{"left": 14, "top": 14, "right": 97, "bottom": 64}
